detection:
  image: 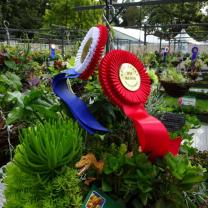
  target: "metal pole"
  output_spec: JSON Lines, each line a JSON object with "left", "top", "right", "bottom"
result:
{"left": 61, "top": 28, "right": 65, "bottom": 57}
{"left": 159, "top": 37, "right": 162, "bottom": 51}
{"left": 3, "top": 20, "right": 10, "bottom": 45}
{"left": 105, "top": 0, "right": 112, "bottom": 53}
{"left": 144, "top": 24, "right": 147, "bottom": 46}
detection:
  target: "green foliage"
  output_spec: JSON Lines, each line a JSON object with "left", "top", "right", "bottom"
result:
{"left": 162, "top": 96, "right": 208, "bottom": 115}
{"left": 6, "top": 88, "right": 60, "bottom": 125}
{"left": 191, "top": 151, "right": 208, "bottom": 169}
{"left": 4, "top": 162, "right": 82, "bottom": 208}
{"left": 0, "top": 72, "right": 22, "bottom": 91}
{"left": 121, "top": 6, "right": 146, "bottom": 27}
{"left": 0, "top": 72, "right": 22, "bottom": 110}
{"left": 147, "top": 68, "right": 159, "bottom": 85}
{"left": 98, "top": 142, "right": 207, "bottom": 208}
{"left": 31, "top": 50, "right": 49, "bottom": 64}
{"left": 142, "top": 53, "right": 158, "bottom": 67}
{"left": 14, "top": 118, "right": 82, "bottom": 179}
{"left": 1, "top": 0, "right": 46, "bottom": 29}
{"left": 160, "top": 67, "right": 187, "bottom": 84}
{"left": 102, "top": 144, "right": 157, "bottom": 205}
{"left": 168, "top": 114, "right": 201, "bottom": 155}
{"left": 164, "top": 153, "right": 205, "bottom": 184}
{"left": 2, "top": 44, "right": 33, "bottom": 78}
{"left": 143, "top": 2, "right": 206, "bottom": 40}
{"left": 145, "top": 88, "right": 165, "bottom": 116}
{"left": 43, "top": 0, "right": 101, "bottom": 29}
{"left": 152, "top": 153, "right": 207, "bottom": 208}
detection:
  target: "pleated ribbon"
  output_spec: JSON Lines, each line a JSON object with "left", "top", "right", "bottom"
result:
{"left": 52, "top": 25, "right": 108, "bottom": 134}
{"left": 99, "top": 50, "right": 182, "bottom": 161}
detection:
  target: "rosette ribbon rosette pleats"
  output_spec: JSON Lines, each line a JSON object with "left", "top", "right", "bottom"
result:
{"left": 52, "top": 25, "right": 108, "bottom": 134}
{"left": 99, "top": 50, "right": 182, "bottom": 161}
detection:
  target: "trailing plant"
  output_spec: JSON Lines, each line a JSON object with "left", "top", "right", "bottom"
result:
{"left": 14, "top": 118, "right": 82, "bottom": 179}
{"left": 145, "top": 87, "right": 165, "bottom": 116}
{"left": 160, "top": 67, "right": 188, "bottom": 84}
{"left": 4, "top": 162, "right": 83, "bottom": 208}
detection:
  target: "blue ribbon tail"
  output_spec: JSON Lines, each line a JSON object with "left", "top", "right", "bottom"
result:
{"left": 52, "top": 69, "right": 108, "bottom": 134}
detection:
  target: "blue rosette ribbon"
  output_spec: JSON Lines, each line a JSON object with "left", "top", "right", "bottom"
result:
{"left": 52, "top": 68, "right": 108, "bottom": 134}
{"left": 52, "top": 25, "right": 109, "bottom": 134}
{"left": 192, "top": 46, "right": 198, "bottom": 62}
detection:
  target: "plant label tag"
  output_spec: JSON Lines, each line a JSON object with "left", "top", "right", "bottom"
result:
{"left": 82, "top": 185, "right": 125, "bottom": 208}
{"left": 181, "top": 97, "right": 196, "bottom": 107}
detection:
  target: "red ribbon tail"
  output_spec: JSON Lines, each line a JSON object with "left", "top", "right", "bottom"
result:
{"left": 168, "top": 136, "right": 182, "bottom": 156}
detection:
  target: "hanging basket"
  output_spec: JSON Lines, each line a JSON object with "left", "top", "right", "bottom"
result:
{"left": 160, "top": 80, "right": 192, "bottom": 97}
{"left": 159, "top": 112, "right": 185, "bottom": 132}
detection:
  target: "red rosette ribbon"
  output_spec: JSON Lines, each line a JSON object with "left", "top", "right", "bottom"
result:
{"left": 99, "top": 50, "right": 182, "bottom": 161}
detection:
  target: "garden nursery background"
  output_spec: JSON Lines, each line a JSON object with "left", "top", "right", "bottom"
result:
{"left": 0, "top": 0, "right": 208, "bottom": 208}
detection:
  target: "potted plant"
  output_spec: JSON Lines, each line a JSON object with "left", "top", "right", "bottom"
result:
{"left": 170, "top": 55, "right": 182, "bottom": 67}
{"left": 147, "top": 68, "right": 159, "bottom": 85}
{"left": 185, "top": 59, "right": 202, "bottom": 81}
{"left": 142, "top": 52, "right": 158, "bottom": 68}
{"left": 160, "top": 67, "right": 192, "bottom": 97}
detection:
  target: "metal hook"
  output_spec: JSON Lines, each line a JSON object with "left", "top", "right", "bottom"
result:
{"left": 102, "top": 13, "right": 111, "bottom": 28}
{"left": 3, "top": 20, "right": 10, "bottom": 45}
{"left": 102, "top": 5, "right": 116, "bottom": 24}
{"left": 3, "top": 20, "right": 9, "bottom": 29}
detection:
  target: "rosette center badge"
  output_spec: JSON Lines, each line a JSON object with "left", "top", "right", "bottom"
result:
{"left": 119, "top": 63, "right": 141, "bottom": 91}
{"left": 81, "top": 38, "right": 93, "bottom": 63}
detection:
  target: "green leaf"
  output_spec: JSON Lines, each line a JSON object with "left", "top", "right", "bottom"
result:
{"left": 6, "top": 107, "right": 25, "bottom": 124}
{"left": 0, "top": 72, "right": 22, "bottom": 90}
{"left": 7, "top": 91, "right": 24, "bottom": 106}
{"left": 104, "top": 154, "right": 122, "bottom": 174}
{"left": 4, "top": 60, "right": 17, "bottom": 70}
{"left": 23, "top": 89, "right": 43, "bottom": 105}
{"left": 31, "top": 104, "right": 57, "bottom": 119}
{"left": 102, "top": 179, "right": 112, "bottom": 192}
{"left": 181, "top": 174, "right": 205, "bottom": 185}
{"left": 119, "top": 144, "right": 127, "bottom": 155}
{"left": 155, "top": 199, "right": 167, "bottom": 208}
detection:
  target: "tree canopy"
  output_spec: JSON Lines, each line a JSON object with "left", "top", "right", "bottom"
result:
{"left": 0, "top": 0, "right": 48, "bottom": 29}
{"left": 43, "top": 0, "right": 102, "bottom": 29}
{"left": 118, "top": 1, "right": 208, "bottom": 41}
{"left": 0, "top": 0, "right": 208, "bottom": 41}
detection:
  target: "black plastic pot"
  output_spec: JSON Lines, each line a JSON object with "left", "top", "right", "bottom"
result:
{"left": 197, "top": 113, "right": 208, "bottom": 123}
{"left": 160, "top": 81, "right": 192, "bottom": 97}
